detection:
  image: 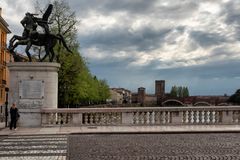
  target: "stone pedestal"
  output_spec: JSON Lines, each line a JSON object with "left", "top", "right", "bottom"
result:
{"left": 7, "top": 62, "right": 60, "bottom": 127}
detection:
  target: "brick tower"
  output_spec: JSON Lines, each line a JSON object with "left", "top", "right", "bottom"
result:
{"left": 155, "top": 80, "right": 165, "bottom": 105}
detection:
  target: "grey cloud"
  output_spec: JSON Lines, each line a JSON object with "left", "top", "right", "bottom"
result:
{"left": 80, "top": 26, "right": 171, "bottom": 53}
{"left": 190, "top": 31, "right": 227, "bottom": 48}
{"left": 223, "top": 1, "right": 240, "bottom": 25}
{"left": 210, "top": 46, "right": 237, "bottom": 57}
{"left": 71, "top": 0, "right": 198, "bottom": 20}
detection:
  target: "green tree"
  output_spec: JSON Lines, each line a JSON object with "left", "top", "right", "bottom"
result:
{"left": 177, "top": 86, "right": 183, "bottom": 98}
{"left": 228, "top": 89, "right": 240, "bottom": 105}
{"left": 170, "top": 85, "right": 178, "bottom": 97}
{"left": 182, "top": 86, "right": 189, "bottom": 97}
{"left": 170, "top": 85, "right": 189, "bottom": 98}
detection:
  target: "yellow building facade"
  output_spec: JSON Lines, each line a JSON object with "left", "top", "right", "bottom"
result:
{"left": 0, "top": 8, "right": 11, "bottom": 106}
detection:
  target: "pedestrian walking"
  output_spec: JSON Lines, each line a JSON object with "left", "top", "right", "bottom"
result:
{"left": 10, "top": 103, "right": 19, "bottom": 130}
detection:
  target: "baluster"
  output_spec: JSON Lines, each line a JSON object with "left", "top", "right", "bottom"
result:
{"left": 140, "top": 112, "right": 145, "bottom": 124}
{"left": 201, "top": 111, "right": 205, "bottom": 123}
{"left": 233, "top": 111, "right": 238, "bottom": 123}
{"left": 84, "top": 113, "right": 89, "bottom": 125}
{"left": 62, "top": 113, "right": 65, "bottom": 124}
{"left": 191, "top": 111, "right": 195, "bottom": 123}
{"left": 203, "top": 111, "right": 207, "bottom": 123}
{"left": 209, "top": 111, "right": 212, "bottom": 123}
{"left": 188, "top": 111, "right": 192, "bottom": 124}
{"left": 135, "top": 112, "right": 139, "bottom": 124}
{"left": 199, "top": 111, "right": 203, "bottom": 124}
{"left": 196, "top": 111, "right": 200, "bottom": 123}
{"left": 57, "top": 113, "right": 61, "bottom": 124}
{"left": 213, "top": 111, "right": 218, "bottom": 124}
{"left": 204, "top": 111, "right": 209, "bottom": 123}
{"left": 183, "top": 111, "right": 188, "bottom": 123}
{"left": 110, "top": 113, "right": 114, "bottom": 124}
{"left": 232, "top": 111, "right": 236, "bottom": 123}
{"left": 65, "top": 113, "right": 70, "bottom": 124}
{"left": 108, "top": 113, "right": 112, "bottom": 124}
{"left": 155, "top": 112, "right": 160, "bottom": 124}
{"left": 104, "top": 113, "right": 107, "bottom": 124}
{"left": 139, "top": 112, "right": 143, "bottom": 124}
{"left": 215, "top": 111, "right": 219, "bottom": 123}
{"left": 112, "top": 113, "right": 116, "bottom": 124}
{"left": 89, "top": 113, "right": 94, "bottom": 124}
{"left": 67, "top": 113, "right": 72, "bottom": 124}
{"left": 133, "top": 112, "right": 136, "bottom": 124}
{"left": 50, "top": 113, "right": 53, "bottom": 124}
{"left": 146, "top": 112, "right": 150, "bottom": 124}
{"left": 193, "top": 111, "right": 197, "bottom": 124}
{"left": 64, "top": 114, "right": 68, "bottom": 124}
{"left": 95, "top": 113, "right": 99, "bottom": 125}
{"left": 105, "top": 113, "right": 109, "bottom": 124}
{"left": 109, "top": 113, "right": 113, "bottom": 124}
{"left": 160, "top": 111, "right": 165, "bottom": 124}
{"left": 111, "top": 113, "right": 116, "bottom": 124}
{"left": 59, "top": 113, "right": 63, "bottom": 124}
{"left": 161, "top": 111, "right": 166, "bottom": 124}
{"left": 210, "top": 111, "right": 215, "bottom": 123}
{"left": 165, "top": 111, "right": 170, "bottom": 123}
{"left": 100, "top": 113, "right": 105, "bottom": 124}
{"left": 116, "top": 113, "right": 121, "bottom": 124}
{"left": 54, "top": 113, "right": 57, "bottom": 124}
{"left": 47, "top": 113, "right": 50, "bottom": 124}
{"left": 236, "top": 111, "right": 240, "bottom": 123}
{"left": 63, "top": 113, "right": 67, "bottom": 124}
{"left": 105, "top": 113, "right": 108, "bottom": 124}
{"left": 150, "top": 112, "right": 155, "bottom": 124}
{"left": 237, "top": 111, "right": 240, "bottom": 123}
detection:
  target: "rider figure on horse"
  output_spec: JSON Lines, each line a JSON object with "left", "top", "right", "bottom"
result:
{"left": 21, "top": 12, "right": 38, "bottom": 41}
{"left": 21, "top": 4, "right": 53, "bottom": 41}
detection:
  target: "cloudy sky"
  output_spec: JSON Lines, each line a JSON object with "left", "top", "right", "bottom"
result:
{"left": 1, "top": 0, "right": 240, "bottom": 95}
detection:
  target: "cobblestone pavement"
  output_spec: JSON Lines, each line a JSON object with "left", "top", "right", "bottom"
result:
{"left": 0, "top": 134, "right": 67, "bottom": 160}
{"left": 68, "top": 133, "right": 240, "bottom": 160}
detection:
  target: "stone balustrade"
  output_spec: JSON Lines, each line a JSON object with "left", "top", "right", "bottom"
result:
{"left": 41, "top": 106, "right": 240, "bottom": 126}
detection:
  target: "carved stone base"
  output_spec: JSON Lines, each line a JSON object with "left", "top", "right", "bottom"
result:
{"left": 7, "top": 62, "right": 60, "bottom": 127}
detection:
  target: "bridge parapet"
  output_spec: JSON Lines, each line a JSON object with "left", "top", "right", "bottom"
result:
{"left": 41, "top": 106, "right": 240, "bottom": 126}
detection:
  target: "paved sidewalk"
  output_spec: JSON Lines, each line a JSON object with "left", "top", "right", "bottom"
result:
{"left": 1, "top": 125, "right": 240, "bottom": 135}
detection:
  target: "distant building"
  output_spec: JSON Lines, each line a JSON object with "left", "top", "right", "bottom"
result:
{"left": 0, "top": 8, "right": 11, "bottom": 106}
{"left": 109, "top": 88, "right": 131, "bottom": 104}
{"left": 131, "top": 80, "right": 229, "bottom": 106}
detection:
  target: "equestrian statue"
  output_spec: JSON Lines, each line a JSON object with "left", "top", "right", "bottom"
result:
{"left": 8, "top": 4, "right": 72, "bottom": 62}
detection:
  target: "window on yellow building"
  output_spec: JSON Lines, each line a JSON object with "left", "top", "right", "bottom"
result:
{"left": 0, "top": 88, "right": 2, "bottom": 100}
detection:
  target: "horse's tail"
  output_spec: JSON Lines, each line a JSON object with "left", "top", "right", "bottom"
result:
{"left": 56, "top": 34, "right": 73, "bottom": 53}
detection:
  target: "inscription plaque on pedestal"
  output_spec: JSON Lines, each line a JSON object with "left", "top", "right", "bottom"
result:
{"left": 19, "top": 80, "right": 45, "bottom": 99}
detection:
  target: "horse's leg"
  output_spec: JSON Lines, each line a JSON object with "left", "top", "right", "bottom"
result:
{"left": 9, "top": 39, "right": 28, "bottom": 53}
{"left": 49, "top": 47, "right": 55, "bottom": 62}
{"left": 25, "top": 42, "right": 32, "bottom": 62}
{"left": 40, "top": 46, "right": 50, "bottom": 62}
{"left": 10, "top": 35, "right": 25, "bottom": 45}
{"left": 9, "top": 35, "right": 17, "bottom": 50}
{"left": 9, "top": 35, "right": 26, "bottom": 50}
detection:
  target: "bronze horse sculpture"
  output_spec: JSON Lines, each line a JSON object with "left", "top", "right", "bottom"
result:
{"left": 9, "top": 31, "right": 72, "bottom": 62}
{"left": 8, "top": 4, "right": 72, "bottom": 62}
